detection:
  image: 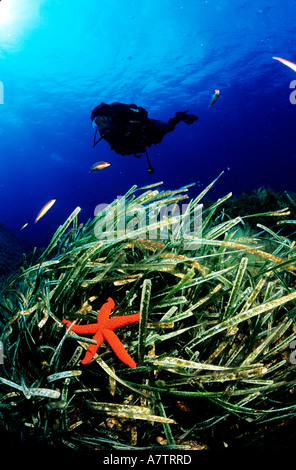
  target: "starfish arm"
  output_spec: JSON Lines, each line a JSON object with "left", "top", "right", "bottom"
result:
{"left": 62, "top": 319, "right": 98, "bottom": 335}
{"left": 107, "top": 312, "right": 140, "bottom": 330}
{"left": 103, "top": 329, "right": 137, "bottom": 368}
{"left": 96, "top": 297, "right": 115, "bottom": 325}
{"left": 81, "top": 330, "right": 104, "bottom": 364}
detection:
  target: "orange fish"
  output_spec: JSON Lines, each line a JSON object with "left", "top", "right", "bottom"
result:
{"left": 35, "top": 198, "right": 56, "bottom": 223}
{"left": 273, "top": 57, "right": 296, "bottom": 73}
{"left": 90, "top": 161, "right": 111, "bottom": 172}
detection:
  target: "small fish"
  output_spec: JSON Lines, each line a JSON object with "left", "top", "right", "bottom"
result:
{"left": 20, "top": 222, "right": 28, "bottom": 231}
{"left": 273, "top": 56, "right": 296, "bottom": 73}
{"left": 90, "top": 161, "right": 111, "bottom": 172}
{"left": 35, "top": 198, "right": 56, "bottom": 223}
{"left": 209, "top": 89, "right": 220, "bottom": 107}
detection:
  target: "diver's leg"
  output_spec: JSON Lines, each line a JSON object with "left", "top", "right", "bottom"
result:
{"left": 168, "top": 111, "right": 198, "bottom": 128}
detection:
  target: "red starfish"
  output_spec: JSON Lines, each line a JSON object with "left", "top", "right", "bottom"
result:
{"left": 62, "top": 297, "right": 140, "bottom": 367}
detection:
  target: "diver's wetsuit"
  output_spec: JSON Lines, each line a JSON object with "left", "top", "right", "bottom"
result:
{"left": 91, "top": 102, "right": 198, "bottom": 157}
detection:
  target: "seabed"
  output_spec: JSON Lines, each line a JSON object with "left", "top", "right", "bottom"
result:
{"left": 1, "top": 173, "right": 296, "bottom": 451}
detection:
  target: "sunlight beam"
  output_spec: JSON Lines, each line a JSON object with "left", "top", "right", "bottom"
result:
{"left": 0, "top": 0, "right": 12, "bottom": 24}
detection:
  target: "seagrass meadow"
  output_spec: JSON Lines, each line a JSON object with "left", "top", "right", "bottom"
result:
{"left": 1, "top": 174, "right": 296, "bottom": 451}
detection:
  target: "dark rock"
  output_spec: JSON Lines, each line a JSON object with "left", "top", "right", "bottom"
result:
{"left": 0, "top": 221, "right": 32, "bottom": 281}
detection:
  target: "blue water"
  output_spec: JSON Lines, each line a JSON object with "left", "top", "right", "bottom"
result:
{"left": 1, "top": 0, "right": 296, "bottom": 246}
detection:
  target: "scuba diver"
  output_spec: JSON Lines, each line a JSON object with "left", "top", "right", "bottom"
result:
{"left": 91, "top": 102, "right": 198, "bottom": 173}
